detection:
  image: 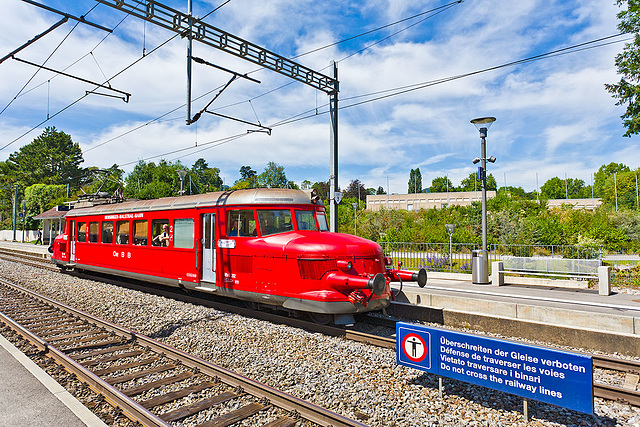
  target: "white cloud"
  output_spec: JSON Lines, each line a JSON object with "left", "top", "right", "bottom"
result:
{"left": 0, "top": 0, "right": 637, "bottom": 195}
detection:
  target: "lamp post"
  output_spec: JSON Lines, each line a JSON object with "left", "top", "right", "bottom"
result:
{"left": 445, "top": 223, "right": 455, "bottom": 272}
{"left": 470, "top": 117, "right": 496, "bottom": 283}
{"left": 177, "top": 170, "right": 187, "bottom": 195}
{"left": 352, "top": 202, "right": 358, "bottom": 236}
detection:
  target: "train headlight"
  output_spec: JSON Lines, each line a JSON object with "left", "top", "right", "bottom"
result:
{"left": 337, "top": 260, "right": 353, "bottom": 272}
{"left": 384, "top": 257, "right": 393, "bottom": 266}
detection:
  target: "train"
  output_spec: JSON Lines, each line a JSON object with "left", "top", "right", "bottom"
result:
{"left": 50, "top": 188, "right": 426, "bottom": 325}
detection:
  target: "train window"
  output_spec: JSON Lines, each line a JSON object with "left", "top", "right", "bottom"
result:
{"left": 133, "top": 220, "right": 148, "bottom": 246}
{"left": 257, "top": 209, "right": 293, "bottom": 236}
{"left": 151, "top": 220, "right": 170, "bottom": 247}
{"left": 316, "top": 212, "right": 329, "bottom": 231}
{"left": 88, "top": 222, "right": 99, "bottom": 243}
{"left": 102, "top": 221, "right": 113, "bottom": 244}
{"left": 294, "top": 210, "right": 317, "bottom": 231}
{"left": 174, "top": 219, "right": 194, "bottom": 249}
{"left": 116, "top": 221, "right": 129, "bottom": 245}
{"left": 77, "top": 222, "right": 86, "bottom": 242}
{"left": 227, "top": 210, "right": 257, "bottom": 237}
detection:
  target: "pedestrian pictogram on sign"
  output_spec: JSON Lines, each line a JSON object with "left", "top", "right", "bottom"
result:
{"left": 402, "top": 333, "right": 427, "bottom": 363}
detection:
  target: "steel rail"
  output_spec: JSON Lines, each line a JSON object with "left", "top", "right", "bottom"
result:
{"left": 0, "top": 277, "right": 365, "bottom": 427}
{"left": 0, "top": 289, "right": 169, "bottom": 426}
{"left": 3, "top": 250, "right": 639, "bottom": 409}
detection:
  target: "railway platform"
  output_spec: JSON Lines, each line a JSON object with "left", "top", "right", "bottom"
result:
{"left": 0, "top": 240, "right": 50, "bottom": 258}
{"left": 0, "top": 333, "right": 106, "bottom": 426}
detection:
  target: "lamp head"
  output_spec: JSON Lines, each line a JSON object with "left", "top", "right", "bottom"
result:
{"left": 470, "top": 117, "right": 496, "bottom": 130}
{"left": 471, "top": 117, "right": 496, "bottom": 138}
{"left": 177, "top": 169, "right": 188, "bottom": 180}
{"left": 445, "top": 223, "right": 456, "bottom": 235}
{"left": 487, "top": 156, "right": 496, "bottom": 163}
{"left": 472, "top": 157, "right": 481, "bottom": 164}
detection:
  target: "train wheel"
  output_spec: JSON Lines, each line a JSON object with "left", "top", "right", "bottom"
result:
{"left": 308, "top": 312, "right": 332, "bottom": 325}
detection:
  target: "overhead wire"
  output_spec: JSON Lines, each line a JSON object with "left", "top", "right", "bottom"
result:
{"left": 0, "top": 32, "right": 181, "bottom": 152}
{"left": 11, "top": 12, "right": 130, "bottom": 99}
{"left": 161, "top": 32, "right": 630, "bottom": 165}
{"left": 83, "top": 1, "right": 466, "bottom": 157}
{"left": 2, "top": 0, "right": 234, "bottom": 153}
{"left": 0, "top": 5, "right": 91, "bottom": 116}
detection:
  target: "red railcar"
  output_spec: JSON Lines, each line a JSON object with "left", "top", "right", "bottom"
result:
{"left": 51, "top": 188, "right": 425, "bottom": 324}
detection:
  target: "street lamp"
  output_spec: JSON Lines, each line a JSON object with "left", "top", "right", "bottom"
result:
{"left": 470, "top": 116, "right": 496, "bottom": 284}
{"left": 445, "top": 223, "right": 455, "bottom": 271}
{"left": 177, "top": 170, "right": 188, "bottom": 195}
{"left": 352, "top": 202, "right": 358, "bottom": 236}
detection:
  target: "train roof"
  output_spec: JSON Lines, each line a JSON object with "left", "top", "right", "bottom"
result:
{"left": 66, "top": 188, "right": 318, "bottom": 218}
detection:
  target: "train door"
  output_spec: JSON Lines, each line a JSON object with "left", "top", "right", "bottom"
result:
{"left": 69, "top": 220, "right": 76, "bottom": 262}
{"left": 201, "top": 213, "right": 216, "bottom": 284}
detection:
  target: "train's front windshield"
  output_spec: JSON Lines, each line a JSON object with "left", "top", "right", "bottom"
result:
{"left": 295, "top": 210, "right": 318, "bottom": 231}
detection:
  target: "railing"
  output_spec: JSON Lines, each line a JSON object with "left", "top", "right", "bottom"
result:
{"left": 379, "top": 242, "right": 639, "bottom": 287}
{"left": 379, "top": 242, "right": 478, "bottom": 273}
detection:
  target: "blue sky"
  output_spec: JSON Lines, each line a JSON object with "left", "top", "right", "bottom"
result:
{"left": 1, "top": 0, "right": 637, "bottom": 194}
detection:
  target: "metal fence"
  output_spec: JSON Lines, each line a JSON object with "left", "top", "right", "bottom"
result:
{"left": 379, "top": 242, "right": 639, "bottom": 287}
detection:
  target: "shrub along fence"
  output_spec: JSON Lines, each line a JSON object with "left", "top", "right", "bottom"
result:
{"left": 378, "top": 242, "right": 639, "bottom": 288}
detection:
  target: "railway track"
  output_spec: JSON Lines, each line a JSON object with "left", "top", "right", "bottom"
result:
{"left": 2, "top": 248, "right": 639, "bottom": 409}
{"left": 0, "top": 277, "right": 366, "bottom": 427}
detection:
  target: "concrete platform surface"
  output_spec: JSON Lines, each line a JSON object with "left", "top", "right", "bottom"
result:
{"left": 0, "top": 333, "right": 106, "bottom": 427}
{"left": 0, "top": 240, "right": 50, "bottom": 258}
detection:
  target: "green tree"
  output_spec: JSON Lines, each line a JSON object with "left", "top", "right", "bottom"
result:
{"left": 594, "top": 162, "right": 630, "bottom": 197}
{"left": 6, "top": 127, "right": 84, "bottom": 188}
{"left": 602, "top": 168, "right": 640, "bottom": 209}
{"left": 429, "top": 176, "right": 454, "bottom": 193}
{"left": 82, "top": 164, "right": 124, "bottom": 196}
{"left": 124, "top": 159, "right": 185, "bottom": 199}
{"left": 345, "top": 179, "right": 367, "bottom": 201}
{"left": 540, "top": 177, "right": 586, "bottom": 199}
{"left": 191, "top": 158, "right": 222, "bottom": 193}
{"left": 312, "top": 181, "right": 331, "bottom": 200}
{"left": 408, "top": 168, "right": 422, "bottom": 193}
{"left": 258, "top": 162, "right": 288, "bottom": 188}
{"left": 376, "top": 186, "right": 386, "bottom": 195}
{"left": 300, "top": 180, "right": 312, "bottom": 190}
{"left": 606, "top": 0, "right": 640, "bottom": 136}
{"left": 459, "top": 172, "right": 497, "bottom": 192}
{"left": 233, "top": 165, "right": 258, "bottom": 189}
{"left": 24, "top": 184, "right": 66, "bottom": 225}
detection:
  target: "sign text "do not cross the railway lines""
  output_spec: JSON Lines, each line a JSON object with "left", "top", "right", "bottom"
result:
{"left": 396, "top": 323, "right": 593, "bottom": 414}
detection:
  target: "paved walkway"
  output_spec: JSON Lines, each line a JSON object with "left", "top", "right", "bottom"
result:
{"left": 0, "top": 333, "right": 106, "bottom": 426}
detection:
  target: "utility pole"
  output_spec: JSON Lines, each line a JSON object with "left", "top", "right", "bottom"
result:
{"left": 12, "top": 185, "right": 18, "bottom": 242}
{"left": 329, "top": 61, "right": 339, "bottom": 232}
{"left": 186, "top": 0, "right": 193, "bottom": 124}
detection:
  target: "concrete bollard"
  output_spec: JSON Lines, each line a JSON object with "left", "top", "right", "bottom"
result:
{"left": 491, "top": 261, "right": 504, "bottom": 286}
{"left": 598, "top": 266, "right": 611, "bottom": 296}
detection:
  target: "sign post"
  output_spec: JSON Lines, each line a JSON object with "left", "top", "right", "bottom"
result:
{"left": 397, "top": 323, "right": 594, "bottom": 415}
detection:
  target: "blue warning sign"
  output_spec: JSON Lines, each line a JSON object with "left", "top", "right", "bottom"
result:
{"left": 396, "top": 323, "right": 593, "bottom": 415}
